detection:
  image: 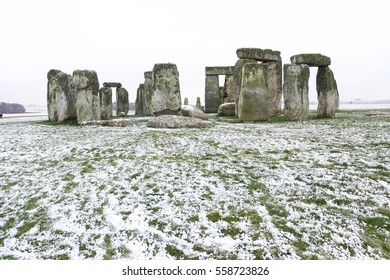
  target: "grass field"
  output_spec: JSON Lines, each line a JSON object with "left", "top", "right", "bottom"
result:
{"left": 0, "top": 110, "right": 389, "bottom": 259}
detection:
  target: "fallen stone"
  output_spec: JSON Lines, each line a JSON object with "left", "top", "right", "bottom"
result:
{"left": 103, "top": 82, "right": 122, "bottom": 88}
{"left": 238, "top": 63, "right": 272, "bottom": 121}
{"left": 151, "top": 63, "right": 181, "bottom": 115}
{"left": 0, "top": 102, "right": 26, "bottom": 114}
{"left": 316, "top": 66, "right": 339, "bottom": 117}
{"left": 180, "top": 105, "right": 208, "bottom": 120}
{"left": 236, "top": 48, "right": 281, "bottom": 62}
{"left": 218, "top": 102, "right": 235, "bottom": 116}
{"left": 290, "top": 54, "right": 331, "bottom": 67}
{"left": 365, "top": 111, "right": 390, "bottom": 116}
{"left": 283, "top": 64, "right": 310, "bottom": 120}
{"left": 147, "top": 115, "right": 214, "bottom": 129}
{"left": 80, "top": 118, "right": 133, "bottom": 127}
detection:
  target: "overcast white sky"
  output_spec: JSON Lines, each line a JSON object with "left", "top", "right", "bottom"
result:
{"left": 1, "top": 0, "right": 389, "bottom": 106}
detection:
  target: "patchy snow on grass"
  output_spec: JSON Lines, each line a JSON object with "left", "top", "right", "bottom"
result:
{"left": 0, "top": 110, "right": 389, "bottom": 260}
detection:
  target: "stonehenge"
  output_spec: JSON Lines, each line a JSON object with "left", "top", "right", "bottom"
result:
{"left": 47, "top": 69, "right": 129, "bottom": 124}
{"left": 46, "top": 48, "right": 340, "bottom": 126}
{"left": 206, "top": 49, "right": 339, "bottom": 120}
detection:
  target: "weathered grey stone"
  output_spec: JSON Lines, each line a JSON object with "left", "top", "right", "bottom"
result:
{"left": 116, "top": 87, "right": 129, "bottom": 116}
{"left": 103, "top": 82, "right": 122, "bottom": 88}
{"left": 80, "top": 118, "right": 133, "bottom": 127}
{"left": 183, "top": 97, "right": 189, "bottom": 105}
{"left": 143, "top": 71, "right": 153, "bottom": 116}
{"left": 218, "top": 102, "right": 235, "bottom": 116}
{"left": 205, "top": 75, "right": 221, "bottom": 113}
{"left": 238, "top": 63, "right": 272, "bottom": 121}
{"left": 180, "top": 105, "right": 208, "bottom": 120}
{"left": 135, "top": 84, "right": 144, "bottom": 116}
{"left": 47, "top": 69, "right": 61, "bottom": 121}
{"left": 283, "top": 64, "right": 310, "bottom": 120}
{"left": 99, "top": 87, "right": 112, "bottom": 120}
{"left": 205, "top": 66, "right": 235, "bottom": 76}
{"left": 265, "top": 61, "right": 283, "bottom": 116}
{"left": 72, "top": 70, "right": 99, "bottom": 94}
{"left": 72, "top": 70, "right": 100, "bottom": 123}
{"left": 147, "top": 115, "right": 214, "bottom": 129}
{"left": 47, "top": 71, "right": 77, "bottom": 123}
{"left": 236, "top": 48, "right": 281, "bottom": 62}
{"left": 223, "top": 75, "right": 235, "bottom": 103}
{"left": 55, "top": 72, "right": 77, "bottom": 123}
{"left": 151, "top": 63, "right": 181, "bottom": 115}
{"left": 290, "top": 54, "right": 331, "bottom": 67}
{"left": 196, "top": 97, "right": 202, "bottom": 110}
{"left": 233, "top": 59, "right": 257, "bottom": 116}
{"left": 75, "top": 89, "right": 95, "bottom": 123}
{"left": 316, "top": 66, "right": 339, "bottom": 117}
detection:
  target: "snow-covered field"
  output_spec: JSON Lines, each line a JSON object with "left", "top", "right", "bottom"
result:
{"left": 0, "top": 110, "right": 389, "bottom": 260}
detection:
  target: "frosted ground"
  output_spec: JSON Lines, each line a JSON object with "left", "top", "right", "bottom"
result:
{"left": 0, "top": 110, "right": 389, "bottom": 259}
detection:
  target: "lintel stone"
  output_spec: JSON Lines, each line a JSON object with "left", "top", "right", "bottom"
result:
{"left": 103, "top": 82, "right": 122, "bottom": 88}
{"left": 290, "top": 54, "right": 331, "bottom": 67}
{"left": 236, "top": 48, "right": 281, "bottom": 62}
{"left": 205, "top": 66, "right": 235, "bottom": 76}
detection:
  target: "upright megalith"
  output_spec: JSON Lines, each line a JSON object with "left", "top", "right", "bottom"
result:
{"left": 196, "top": 97, "right": 202, "bottom": 110}
{"left": 151, "top": 63, "right": 181, "bottom": 116}
{"left": 47, "top": 69, "right": 62, "bottom": 121}
{"left": 135, "top": 84, "right": 144, "bottom": 116}
{"left": 238, "top": 63, "right": 272, "bottom": 121}
{"left": 316, "top": 66, "right": 339, "bottom": 117}
{"left": 223, "top": 75, "right": 235, "bottom": 103}
{"left": 143, "top": 71, "right": 153, "bottom": 116}
{"left": 47, "top": 70, "right": 77, "bottom": 123}
{"left": 116, "top": 87, "right": 129, "bottom": 116}
{"left": 233, "top": 59, "right": 256, "bottom": 116}
{"left": 72, "top": 70, "right": 100, "bottom": 123}
{"left": 183, "top": 97, "right": 189, "bottom": 105}
{"left": 265, "top": 61, "right": 283, "bottom": 116}
{"left": 99, "top": 87, "right": 113, "bottom": 120}
{"left": 205, "top": 75, "right": 221, "bottom": 113}
{"left": 283, "top": 64, "right": 310, "bottom": 120}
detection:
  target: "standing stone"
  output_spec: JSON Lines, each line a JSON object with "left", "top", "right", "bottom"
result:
{"left": 135, "top": 84, "right": 144, "bottom": 116}
{"left": 233, "top": 59, "right": 257, "bottom": 116}
{"left": 99, "top": 87, "right": 113, "bottom": 120}
{"left": 72, "top": 70, "right": 100, "bottom": 123}
{"left": 223, "top": 75, "right": 235, "bottom": 103}
{"left": 144, "top": 71, "right": 153, "bottom": 116}
{"left": 204, "top": 75, "right": 221, "bottom": 113}
{"left": 316, "top": 66, "right": 339, "bottom": 117}
{"left": 265, "top": 61, "right": 283, "bottom": 116}
{"left": 151, "top": 63, "right": 181, "bottom": 115}
{"left": 196, "top": 97, "right": 202, "bottom": 110}
{"left": 55, "top": 72, "right": 77, "bottom": 123}
{"left": 116, "top": 87, "right": 129, "bottom": 116}
{"left": 184, "top": 97, "right": 189, "bottom": 105}
{"left": 283, "top": 64, "right": 310, "bottom": 120}
{"left": 238, "top": 63, "right": 271, "bottom": 121}
{"left": 47, "top": 69, "right": 62, "bottom": 121}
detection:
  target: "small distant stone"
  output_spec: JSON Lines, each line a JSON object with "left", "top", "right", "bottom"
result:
{"left": 147, "top": 115, "right": 214, "bottom": 129}
{"left": 218, "top": 103, "right": 235, "bottom": 116}
{"left": 290, "top": 54, "right": 331, "bottom": 67}
{"left": 365, "top": 111, "right": 390, "bottom": 116}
